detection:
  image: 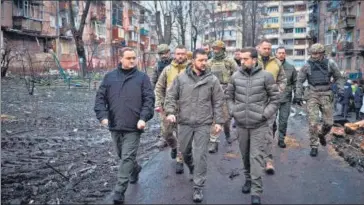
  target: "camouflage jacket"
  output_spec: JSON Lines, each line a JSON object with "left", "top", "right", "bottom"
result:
{"left": 207, "top": 56, "right": 238, "bottom": 84}
{"left": 295, "top": 58, "right": 345, "bottom": 99}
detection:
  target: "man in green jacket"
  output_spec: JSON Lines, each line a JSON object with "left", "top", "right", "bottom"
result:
{"left": 274, "top": 47, "right": 297, "bottom": 148}
{"left": 164, "top": 49, "right": 224, "bottom": 203}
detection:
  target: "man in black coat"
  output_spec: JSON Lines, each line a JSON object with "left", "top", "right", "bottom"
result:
{"left": 94, "top": 47, "right": 155, "bottom": 204}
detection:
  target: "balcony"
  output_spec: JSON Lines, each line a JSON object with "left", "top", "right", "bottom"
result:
{"left": 13, "top": 16, "right": 42, "bottom": 33}
{"left": 283, "top": 44, "right": 294, "bottom": 49}
{"left": 60, "top": 27, "right": 72, "bottom": 36}
{"left": 294, "top": 44, "right": 307, "bottom": 49}
{"left": 263, "top": 23, "right": 279, "bottom": 29}
{"left": 224, "top": 35, "right": 237, "bottom": 41}
{"left": 281, "top": 33, "right": 294, "bottom": 39}
{"left": 112, "top": 26, "right": 125, "bottom": 40}
{"left": 128, "top": 9, "right": 137, "bottom": 17}
{"left": 338, "top": 15, "right": 356, "bottom": 29}
{"left": 282, "top": 22, "right": 295, "bottom": 28}
{"left": 140, "top": 28, "right": 149, "bottom": 36}
{"left": 293, "top": 55, "right": 306, "bottom": 60}
{"left": 327, "top": 24, "right": 338, "bottom": 31}
{"left": 127, "top": 25, "right": 135, "bottom": 31}
{"left": 337, "top": 41, "right": 354, "bottom": 52}
{"left": 264, "top": 33, "right": 279, "bottom": 39}
{"left": 327, "top": 1, "right": 340, "bottom": 12}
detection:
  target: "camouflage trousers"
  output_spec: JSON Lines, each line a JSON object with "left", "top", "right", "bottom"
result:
{"left": 307, "top": 94, "right": 333, "bottom": 148}
{"left": 210, "top": 84, "right": 231, "bottom": 142}
{"left": 159, "top": 112, "right": 183, "bottom": 162}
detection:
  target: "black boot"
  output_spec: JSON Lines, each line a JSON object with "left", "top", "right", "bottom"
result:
{"left": 225, "top": 132, "right": 233, "bottom": 144}
{"left": 242, "top": 181, "right": 251, "bottom": 194}
{"left": 113, "top": 192, "right": 125, "bottom": 205}
{"left": 208, "top": 141, "right": 218, "bottom": 153}
{"left": 176, "top": 162, "right": 184, "bottom": 174}
{"left": 251, "top": 195, "right": 261, "bottom": 205}
{"left": 278, "top": 139, "right": 286, "bottom": 148}
{"left": 310, "top": 148, "right": 318, "bottom": 157}
{"left": 171, "top": 148, "right": 177, "bottom": 159}
{"left": 318, "top": 135, "right": 327, "bottom": 146}
{"left": 193, "top": 188, "right": 203, "bottom": 203}
{"left": 130, "top": 164, "right": 142, "bottom": 184}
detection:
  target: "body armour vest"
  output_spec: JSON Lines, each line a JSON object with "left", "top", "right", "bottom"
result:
{"left": 210, "top": 59, "right": 230, "bottom": 84}
{"left": 307, "top": 59, "right": 331, "bottom": 86}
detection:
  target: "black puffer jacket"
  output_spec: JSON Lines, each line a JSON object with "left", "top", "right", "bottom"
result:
{"left": 94, "top": 66, "right": 155, "bottom": 132}
{"left": 225, "top": 64, "right": 280, "bottom": 128}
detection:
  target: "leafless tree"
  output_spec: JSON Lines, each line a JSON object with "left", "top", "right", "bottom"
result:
{"left": 189, "top": 1, "right": 209, "bottom": 49}
{"left": 172, "top": 0, "right": 189, "bottom": 46}
{"left": 68, "top": 0, "right": 91, "bottom": 78}
{"left": 1, "top": 38, "right": 16, "bottom": 77}
{"left": 149, "top": 1, "right": 174, "bottom": 45}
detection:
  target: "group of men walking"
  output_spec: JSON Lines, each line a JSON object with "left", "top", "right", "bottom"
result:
{"left": 94, "top": 38, "right": 345, "bottom": 204}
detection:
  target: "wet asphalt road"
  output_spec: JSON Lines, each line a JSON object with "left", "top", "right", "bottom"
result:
{"left": 103, "top": 115, "right": 364, "bottom": 204}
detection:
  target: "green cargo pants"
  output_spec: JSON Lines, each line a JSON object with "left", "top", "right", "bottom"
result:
{"left": 237, "top": 123, "right": 268, "bottom": 196}
{"left": 277, "top": 101, "right": 292, "bottom": 141}
{"left": 306, "top": 95, "right": 333, "bottom": 148}
{"left": 178, "top": 124, "right": 210, "bottom": 188}
{"left": 111, "top": 131, "right": 141, "bottom": 194}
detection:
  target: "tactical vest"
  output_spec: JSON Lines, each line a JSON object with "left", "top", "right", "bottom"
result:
{"left": 209, "top": 59, "right": 231, "bottom": 84}
{"left": 307, "top": 59, "right": 331, "bottom": 86}
{"left": 157, "top": 59, "right": 172, "bottom": 73}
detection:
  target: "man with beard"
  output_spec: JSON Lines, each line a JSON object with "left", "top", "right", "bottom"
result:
{"left": 202, "top": 42, "right": 214, "bottom": 59}
{"left": 274, "top": 47, "right": 297, "bottom": 148}
{"left": 293, "top": 43, "right": 345, "bottom": 157}
{"left": 207, "top": 40, "right": 238, "bottom": 153}
{"left": 94, "top": 47, "right": 155, "bottom": 204}
{"left": 226, "top": 47, "right": 280, "bottom": 205}
{"left": 234, "top": 48, "right": 242, "bottom": 67}
{"left": 154, "top": 45, "right": 189, "bottom": 174}
{"left": 152, "top": 44, "right": 173, "bottom": 149}
{"left": 164, "top": 49, "right": 224, "bottom": 203}
{"left": 257, "top": 39, "right": 287, "bottom": 174}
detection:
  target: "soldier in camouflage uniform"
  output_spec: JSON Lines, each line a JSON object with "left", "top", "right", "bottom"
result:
{"left": 274, "top": 47, "right": 297, "bottom": 148}
{"left": 207, "top": 40, "right": 239, "bottom": 153}
{"left": 293, "top": 43, "right": 345, "bottom": 157}
{"left": 202, "top": 42, "right": 214, "bottom": 60}
{"left": 152, "top": 44, "right": 173, "bottom": 148}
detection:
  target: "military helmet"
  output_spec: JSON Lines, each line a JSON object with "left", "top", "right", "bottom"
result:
{"left": 212, "top": 40, "right": 225, "bottom": 49}
{"left": 309, "top": 43, "right": 325, "bottom": 54}
{"left": 157, "top": 44, "right": 170, "bottom": 54}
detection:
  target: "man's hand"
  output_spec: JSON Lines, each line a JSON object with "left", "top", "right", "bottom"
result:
{"left": 166, "top": 115, "right": 176, "bottom": 123}
{"left": 101, "top": 119, "right": 108, "bottom": 126}
{"left": 155, "top": 106, "right": 163, "bottom": 113}
{"left": 214, "top": 124, "right": 222, "bottom": 134}
{"left": 137, "top": 120, "right": 146, "bottom": 130}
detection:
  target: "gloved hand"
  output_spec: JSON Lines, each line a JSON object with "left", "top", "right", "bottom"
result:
{"left": 293, "top": 98, "right": 304, "bottom": 106}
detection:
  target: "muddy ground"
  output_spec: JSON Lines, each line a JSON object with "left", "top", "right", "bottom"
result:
{"left": 1, "top": 77, "right": 161, "bottom": 204}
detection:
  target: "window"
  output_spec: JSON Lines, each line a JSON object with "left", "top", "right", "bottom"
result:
{"left": 95, "top": 22, "right": 106, "bottom": 38}
{"left": 129, "top": 31, "right": 138, "bottom": 41}
{"left": 283, "top": 16, "right": 294, "bottom": 22}
{"left": 356, "top": 57, "right": 361, "bottom": 71}
{"left": 295, "top": 39, "right": 306, "bottom": 45}
{"left": 284, "top": 28, "right": 294, "bottom": 33}
{"left": 283, "top": 6, "right": 295, "bottom": 13}
{"left": 271, "top": 39, "right": 278, "bottom": 45}
{"left": 346, "top": 31, "right": 353, "bottom": 42}
{"left": 283, "top": 39, "right": 294, "bottom": 45}
{"left": 345, "top": 57, "right": 352, "bottom": 71}
{"left": 295, "top": 15, "right": 305, "bottom": 22}
{"left": 356, "top": 29, "right": 360, "bottom": 42}
{"left": 50, "top": 16, "right": 56, "bottom": 28}
{"left": 23, "top": 1, "right": 43, "bottom": 20}
{"left": 264, "top": 29, "right": 279, "bottom": 34}
{"left": 112, "top": 4, "right": 123, "bottom": 26}
{"left": 295, "top": 28, "right": 306, "bottom": 33}
{"left": 295, "top": 4, "right": 307, "bottom": 12}
{"left": 286, "top": 49, "right": 293, "bottom": 55}
{"left": 357, "top": 3, "right": 361, "bottom": 17}
{"left": 267, "top": 6, "right": 278, "bottom": 13}
{"left": 265, "top": 17, "right": 279, "bottom": 24}
{"left": 295, "top": 49, "right": 305, "bottom": 56}
{"left": 325, "top": 32, "right": 333, "bottom": 45}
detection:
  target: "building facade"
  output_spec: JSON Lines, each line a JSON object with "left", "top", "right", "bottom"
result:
{"left": 262, "top": 1, "right": 310, "bottom": 70}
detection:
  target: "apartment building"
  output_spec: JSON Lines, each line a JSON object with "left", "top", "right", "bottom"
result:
{"left": 1, "top": 0, "right": 158, "bottom": 74}
{"left": 202, "top": 1, "right": 242, "bottom": 56}
{"left": 314, "top": 0, "right": 364, "bottom": 80}
{"left": 262, "top": 1, "right": 309, "bottom": 70}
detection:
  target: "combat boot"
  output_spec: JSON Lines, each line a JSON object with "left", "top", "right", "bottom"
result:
{"left": 251, "top": 195, "right": 261, "bottom": 205}
{"left": 241, "top": 180, "right": 251, "bottom": 194}
{"left": 208, "top": 141, "right": 218, "bottom": 153}
{"left": 225, "top": 132, "right": 233, "bottom": 144}
{"left": 193, "top": 188, "right": 203, "bottom": 203}
{"left": 176, "top": 162, "right": 184, "bottom": 174}
{"left": 310, "top": 148, "right": 318, "bottom": 157}
{"left": 318, "top": 135, "right": 327, "bottom": 146}
{"left": 170, "top": 148, "right": 177, "bottom": 159}
{"left": 130, "top": 164, "right": 142, "bottom": 184}
{"left": 112, "top": 191, "right": 125, "bottom": 205}
{"left": 265, "top": 161, "right": 275, "bottom": 175}
{"left": 278, "top": 139, "right": 286, "bottom": 148}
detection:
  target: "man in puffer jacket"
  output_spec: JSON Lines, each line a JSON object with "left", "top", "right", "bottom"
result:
{"left": 225, "top": 47, "right": 280, "bottom": 205}
{"left": 164, "top": 49, "right": 224, "bottom": 203}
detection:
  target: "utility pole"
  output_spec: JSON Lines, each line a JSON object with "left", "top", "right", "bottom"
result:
{"left": 56, "top": 1, "right": 60, "bottom": 58}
